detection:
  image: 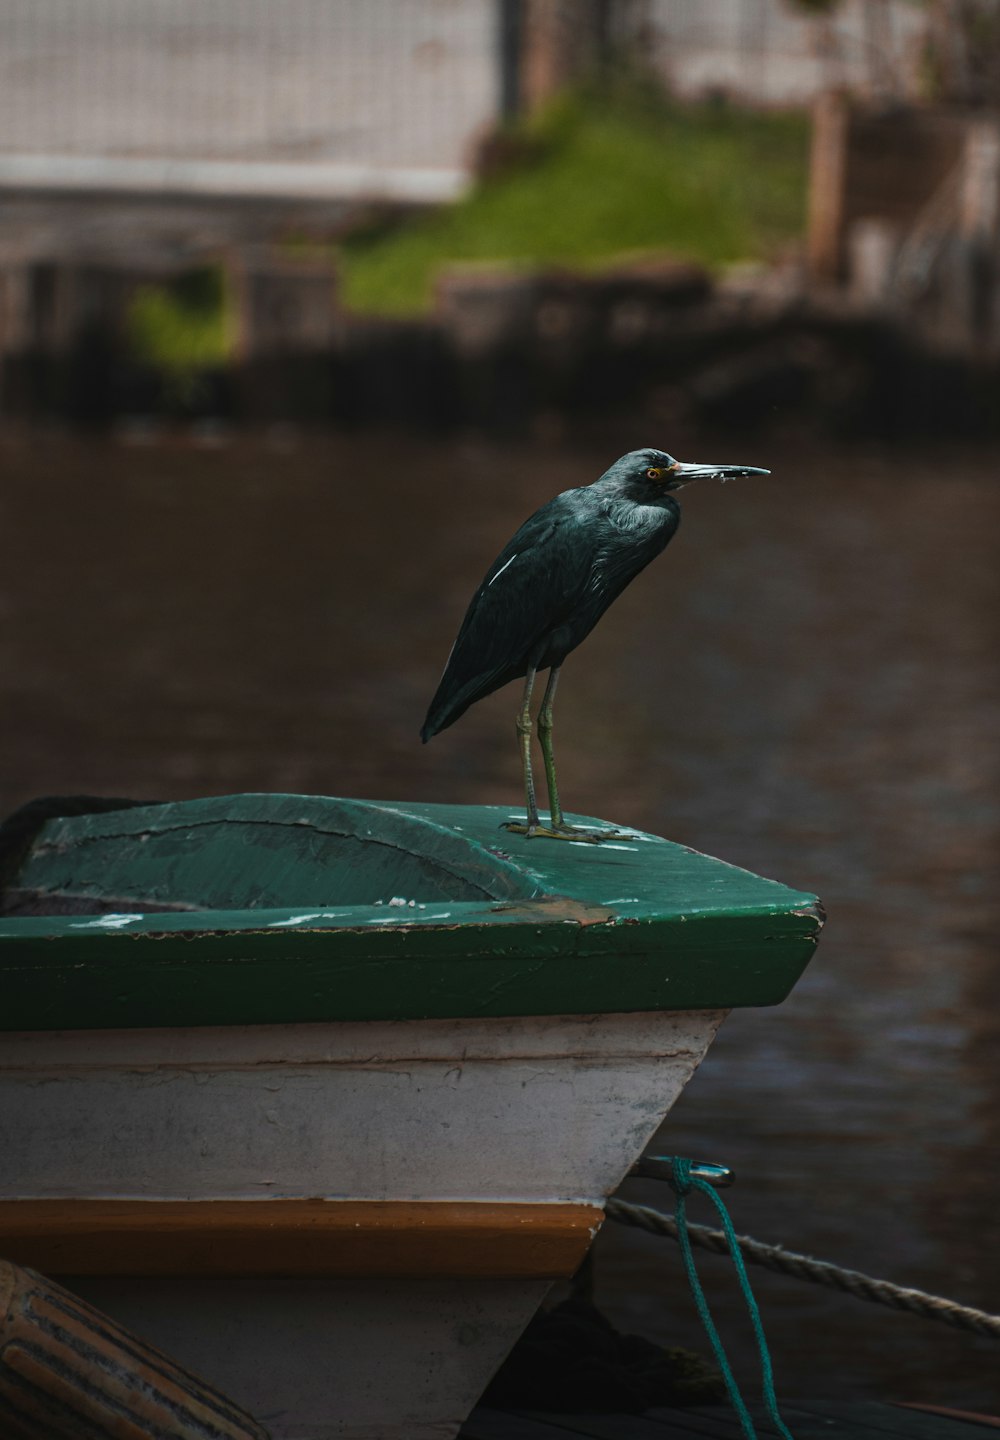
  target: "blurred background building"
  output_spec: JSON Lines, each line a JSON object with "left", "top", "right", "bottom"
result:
{"left": 0, "top": 0, "right": 931, "bottom": 203}
{"left": 4, "top": 0, "right": 1000, "bottom": 436}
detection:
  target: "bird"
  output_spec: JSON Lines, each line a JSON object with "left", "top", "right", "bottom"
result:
{"left": 421, "top": 447, "right": 770, "bottom": 842}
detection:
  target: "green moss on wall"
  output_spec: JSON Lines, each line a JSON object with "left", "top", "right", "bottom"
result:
{"left": 127, "top": 266, "right": 235, "bottom": 377}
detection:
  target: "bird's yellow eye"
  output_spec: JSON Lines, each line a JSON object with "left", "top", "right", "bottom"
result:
{"left": 646, "top": 467, "right": 663, "bottom": 480}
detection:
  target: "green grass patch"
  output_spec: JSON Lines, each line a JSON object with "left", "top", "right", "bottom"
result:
{"left": 338, "top": 87, "right": 809, "bottom": 316}
{"left": 127, "top": 266, "right": 235, "bottom": 377}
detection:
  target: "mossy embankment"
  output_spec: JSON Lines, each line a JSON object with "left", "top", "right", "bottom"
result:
{"left": 338, "top": 87, "right": 809, "bottom": 316}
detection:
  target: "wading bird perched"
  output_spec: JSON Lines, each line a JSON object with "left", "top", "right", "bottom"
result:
{"left": 421, "top": 448, "right": 769, "bottom": 841}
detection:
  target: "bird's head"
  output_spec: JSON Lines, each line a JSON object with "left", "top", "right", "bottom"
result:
{"left": 604, "top": 448, "right": 771, "bottom": 498}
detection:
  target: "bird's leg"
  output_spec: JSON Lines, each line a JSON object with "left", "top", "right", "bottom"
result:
{"left": 517, "top": 667, "right": 541, "bottom": 828}
{"left": 502, "top": 668, "right": 542, "bottom": 836}
{"left": 541, "top": 669, "right": 623, "bottom": 842}
{"left": 507, "top": 665, "right": 623, "bottom": 844}
{"left": 537, "top": 665, "right": 564, "bottom": 828}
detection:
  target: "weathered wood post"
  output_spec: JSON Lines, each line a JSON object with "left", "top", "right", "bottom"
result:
{"left": 0, "top": 1259, "right": 269, "bottom": 1439}
{"left": 499, "top": 0, "right": 614, "bottom": 117}
{"left": 807, "top": 91, "right": 850, "bottom": 283}
{"left": 958, "top": 117, "right": 1000, "bottom": 348}
{"left": 229, "top": 246, "right": 340, "bottom": 421}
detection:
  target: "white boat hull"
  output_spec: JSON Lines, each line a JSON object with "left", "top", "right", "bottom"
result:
{"left": 0, "top": 1008, "right": 728, "bottom": 1438}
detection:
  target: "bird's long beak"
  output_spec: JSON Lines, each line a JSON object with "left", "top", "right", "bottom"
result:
{"left": 669, "top": 460, "right": 771, "bottom": 488}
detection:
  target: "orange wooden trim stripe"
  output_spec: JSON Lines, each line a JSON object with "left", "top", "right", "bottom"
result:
{"left": 0, "top": 1199, "right": 604, "bottom": 1279}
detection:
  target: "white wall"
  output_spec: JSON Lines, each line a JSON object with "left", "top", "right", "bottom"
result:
{"left": 0, "top": 0, "right": 497, "bottom": 175}
{"left": 644, "top": 0, "right": 929, "bottom": 106}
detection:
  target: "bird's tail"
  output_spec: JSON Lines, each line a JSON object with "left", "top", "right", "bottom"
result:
{"left": 420, "top": 671, "right": 487, "bottom": 743}
{"left": 420, "top": 696, "right": 462, "bottom": 743}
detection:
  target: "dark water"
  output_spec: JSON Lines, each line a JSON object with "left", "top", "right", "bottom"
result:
{"left": 1, "top": 430, "right": 998, "bottom": 1408}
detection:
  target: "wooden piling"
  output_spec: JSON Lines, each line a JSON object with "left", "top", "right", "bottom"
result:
{"left": 0, "top": 1258, "right": 270, "bottom": 1440}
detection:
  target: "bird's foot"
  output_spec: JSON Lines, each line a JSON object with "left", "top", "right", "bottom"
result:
{"left": 501, "top": 820, "right": 624, "bottom": 844}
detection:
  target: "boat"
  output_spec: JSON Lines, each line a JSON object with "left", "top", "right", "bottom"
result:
{"left": 0, "top": 793, "right": 823, "bottom": 1440}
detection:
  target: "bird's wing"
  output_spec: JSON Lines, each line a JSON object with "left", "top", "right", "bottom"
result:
{"left": 421, "top": 495, "right": 594, "bottom": 738}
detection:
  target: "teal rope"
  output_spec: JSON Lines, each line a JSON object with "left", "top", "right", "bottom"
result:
{"left": 668, "top": 1156, "right": 794, "bottom": 1440}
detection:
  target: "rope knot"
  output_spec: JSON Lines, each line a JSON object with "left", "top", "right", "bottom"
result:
{"left": 669, "top": 1155, "right": 694, "bottom": 1196}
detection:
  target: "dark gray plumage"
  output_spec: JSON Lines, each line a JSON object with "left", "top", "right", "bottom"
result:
{"left": 422, "top": 447, "right": 769, "bottom": 840}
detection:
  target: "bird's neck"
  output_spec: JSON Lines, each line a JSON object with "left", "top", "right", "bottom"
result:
{"left": 597, "top": 485, "right": 679, "bottom": 531}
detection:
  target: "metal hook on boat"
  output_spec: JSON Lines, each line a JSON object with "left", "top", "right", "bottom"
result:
{"left": 629, "top": 1156, "right": 735, "bottom": 1188}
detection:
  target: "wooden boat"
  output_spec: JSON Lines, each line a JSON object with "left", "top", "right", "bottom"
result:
{"left": 0, "top": 793, "right": 823, "bottom": 1440}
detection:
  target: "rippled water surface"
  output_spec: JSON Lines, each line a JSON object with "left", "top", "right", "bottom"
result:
{"left": 1, "top": 431, "right": 998, "bottom": 1407}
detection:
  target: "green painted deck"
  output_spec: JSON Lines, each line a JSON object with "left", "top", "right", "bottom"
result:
{"left": 0, "top": 794, "right": 823, "bottom": 1031}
